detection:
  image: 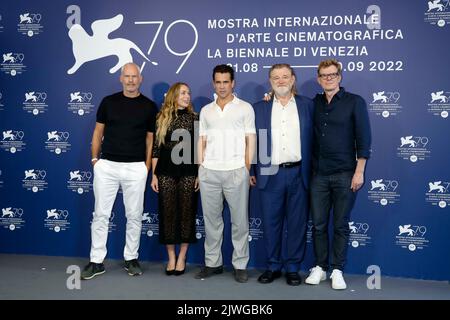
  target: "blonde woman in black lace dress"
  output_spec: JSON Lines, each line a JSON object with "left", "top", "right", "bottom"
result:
{"left": 150, "top": 82, "right": 199, "bottom": 276}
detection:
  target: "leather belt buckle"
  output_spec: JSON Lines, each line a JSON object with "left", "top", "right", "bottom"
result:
{"left": 279, "top": 161, "right": 301, "bottom": 168}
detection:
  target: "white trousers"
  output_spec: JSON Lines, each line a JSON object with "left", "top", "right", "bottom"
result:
{"left": 90, "top": 159, "right": 148, "bottom": 263}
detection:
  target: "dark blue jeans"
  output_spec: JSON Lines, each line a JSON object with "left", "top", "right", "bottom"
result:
{"left": 310, "top": 171, "right": 357, "bottom": 271}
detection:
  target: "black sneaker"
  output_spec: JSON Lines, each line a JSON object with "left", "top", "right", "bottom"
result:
{"left": 81, "top": 262, "right": 105, "bottom": 280}
{"left": 124, "top": 259, "right": 143, "bottom": 276}
{"left": 195, "top": 266, "right": 223, "bottom": 279}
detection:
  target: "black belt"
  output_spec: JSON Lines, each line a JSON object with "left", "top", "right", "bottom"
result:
{"left": 279, "top": 161, "right": 301, "bottom": 168}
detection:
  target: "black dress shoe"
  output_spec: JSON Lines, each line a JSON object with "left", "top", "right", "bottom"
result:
{"left": 286, "top": 272, "right": 302, "bottom": 286}
{"left": 258, "top": 270, "right": 282, "bottom": 284}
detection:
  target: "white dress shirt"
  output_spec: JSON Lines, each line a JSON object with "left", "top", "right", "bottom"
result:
{"left": 270, "top": 95, "right": 301, "bottom": 165}
{"left": 199, "top": 95, "right": 256, "bottom": 171}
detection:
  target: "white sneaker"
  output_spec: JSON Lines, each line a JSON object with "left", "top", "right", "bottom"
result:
{"left": 305, "top": 266, "right": 327, "bottom": 285}
{"left": 330, "top": 269, "right": 347, "bottom": 290}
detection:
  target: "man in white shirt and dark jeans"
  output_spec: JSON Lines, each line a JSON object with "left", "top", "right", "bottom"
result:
{"left": 196, "top": 64, "right": 256, "bottom": 283}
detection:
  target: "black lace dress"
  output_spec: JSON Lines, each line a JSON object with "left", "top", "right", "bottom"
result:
{"left": 152, "top": 109, "right": 198, "bottom": 244}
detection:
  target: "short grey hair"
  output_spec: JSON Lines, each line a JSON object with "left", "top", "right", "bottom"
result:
{"left": 121, "top": 62, "right": 141, "bottom": 75}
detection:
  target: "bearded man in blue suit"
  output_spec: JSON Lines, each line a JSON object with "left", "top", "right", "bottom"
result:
{"left": 250, "top": 64, "right": 313, "bottom": 286}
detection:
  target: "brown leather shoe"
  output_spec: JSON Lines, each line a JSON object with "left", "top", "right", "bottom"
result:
{"left": 234, "top": 269, "right": 248, "bottom": 283}
{"left": 194, "top": 266, "right": 223, "bottom": 279}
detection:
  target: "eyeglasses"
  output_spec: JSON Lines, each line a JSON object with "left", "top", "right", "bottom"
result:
{"left": 318, "top": 72, "right": 339, "bottom": 80}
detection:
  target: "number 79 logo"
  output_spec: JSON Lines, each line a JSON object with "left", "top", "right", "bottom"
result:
{"left": 135, "top": 19, "right": 198, "bottom": 74}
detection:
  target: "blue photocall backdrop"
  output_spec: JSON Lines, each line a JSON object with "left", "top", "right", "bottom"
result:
{"left": 1, "top": 0, "right": 449, "bottom": 281}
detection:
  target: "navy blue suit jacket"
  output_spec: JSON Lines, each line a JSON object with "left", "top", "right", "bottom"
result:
{"left": 251, "top": 95, "right": 314, "bottom": 190}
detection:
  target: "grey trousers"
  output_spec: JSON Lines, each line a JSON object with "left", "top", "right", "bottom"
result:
{"left": 199, "top": 166, "right": 250, "bottom": 270}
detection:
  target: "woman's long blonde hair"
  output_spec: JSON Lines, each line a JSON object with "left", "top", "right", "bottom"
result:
{"left": 155, "top": 82, "right": 194, "bottom": 146}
